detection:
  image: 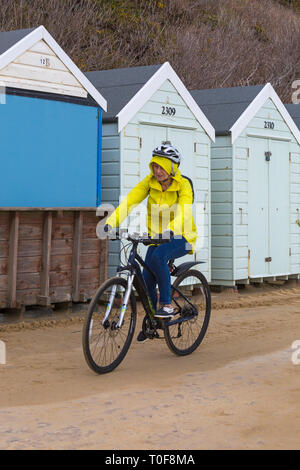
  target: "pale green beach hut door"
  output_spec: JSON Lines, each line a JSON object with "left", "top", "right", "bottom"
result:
{"left": 140, "top": 125, "right": 194, "bottom": 179}
{"left": 268, "top": 139, "right": 290, "bottom": 275}
{"left": 248, "top": 137, "right": 290, "bottom": 277}
{"left": 139, "top": 124, "right": 194, "bottom": 262}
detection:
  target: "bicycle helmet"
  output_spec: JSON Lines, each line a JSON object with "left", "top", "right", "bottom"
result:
{"left": 152, "top": 141, "right": 181, "bottom": 165}
{"left": 152, "top": 141, "right": 181, "bottom": 176}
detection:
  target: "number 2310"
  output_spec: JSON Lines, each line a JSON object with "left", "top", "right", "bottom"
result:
{"left": 264, "top": 121, "right": 274, "bottom": 129}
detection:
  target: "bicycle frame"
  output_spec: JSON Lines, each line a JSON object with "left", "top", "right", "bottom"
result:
{"left": 116, "top": 241, "right": 157, "bottom": 324}
{"left": 111, "top": 239, "right": 200, "bottom": 331}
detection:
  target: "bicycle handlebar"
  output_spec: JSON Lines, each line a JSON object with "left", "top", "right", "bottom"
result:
{"left": 107, "top": 228, "right": 173, "bottom": 245}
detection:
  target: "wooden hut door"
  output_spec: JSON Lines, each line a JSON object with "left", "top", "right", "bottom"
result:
{"left": 137, "top": 125, "right": 168, "bottom": 259}
{"left": 140, "top": 124, "right": 167, "bottom": 180}
{"left": 138, "top": 124, "right": 194, "bottom": 262}
{"left": 268, "top": 139, "right": 290, "bottom": 275}
{"left": 248, "top": 137, "right": 290, "bottom": 277}
{"left": 248, "top": 137, "right": 269, "bottom": 277}
{"left": 139, "top": 125, "right": 194, "bottom": 179}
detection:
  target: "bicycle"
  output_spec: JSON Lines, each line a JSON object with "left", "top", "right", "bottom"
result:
{"left": 82, "top": 231, "right": 211, "bottom": 374}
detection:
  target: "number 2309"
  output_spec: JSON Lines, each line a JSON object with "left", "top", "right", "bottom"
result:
{"left": 162, "top": 106, "right": 176, "bottom": 116}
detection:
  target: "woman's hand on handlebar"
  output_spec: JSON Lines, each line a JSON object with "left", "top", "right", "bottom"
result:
{"left": 102, "top": 227, "right": 174, "bottom": 243}
{"left": 145, "top": 230, "right": 174, "bottom": 245}
{"left": 162, "top": 230, "right": 174, "bottom": 240}
{"left": 153, "top": 230, "right": 174, "bottom": 241}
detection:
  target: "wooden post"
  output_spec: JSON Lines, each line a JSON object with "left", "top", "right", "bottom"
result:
{"left": 72, "top": 211, "right": 83, "bottom": 302}
{"left": 37, "top": 211, "right": 52, "bottom": 306}
{"left": 7, "top": 211, "right": 19, "bottom": 308}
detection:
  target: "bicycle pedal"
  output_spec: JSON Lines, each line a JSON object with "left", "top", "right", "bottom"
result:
{"left": 145, "top": 329, "right": 160, "bottom": 339}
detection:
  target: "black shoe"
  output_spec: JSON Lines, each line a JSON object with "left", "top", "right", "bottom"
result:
{"left": 137, "top": 330, "right": 148, "bottom": 343}
{"left": 154, "top": 307, "right": 174, "bottom": 319}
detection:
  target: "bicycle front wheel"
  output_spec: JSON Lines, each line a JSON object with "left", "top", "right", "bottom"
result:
{"left": 164, "top": 269, "right": 211, "bottom": 356}
{"left": 82, "top": 276, "right": 136, "bottom": 374}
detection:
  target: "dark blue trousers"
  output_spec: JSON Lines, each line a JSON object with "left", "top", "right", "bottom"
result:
{"left": 143, "top": 237, "right": 190, "bottom": 309}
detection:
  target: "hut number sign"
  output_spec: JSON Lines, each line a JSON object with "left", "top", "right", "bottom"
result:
{"left": 162, "top": 106, "right": 176, "bottom": 116}
{"left": 40, "top": 56, "right": 51, "bottom": 67}
{"left": 264, "top": 120, "right": 275, "bottom": 129}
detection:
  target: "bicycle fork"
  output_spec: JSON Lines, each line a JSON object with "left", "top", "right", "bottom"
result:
{"left": 102, "top": 274, "right": 135, "bottom": 328}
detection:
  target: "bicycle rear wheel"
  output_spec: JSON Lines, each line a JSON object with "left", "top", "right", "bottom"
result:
{"left": 82, "top": 276, "right": 136, "bottom": 374}
{"left": 164, "top": 269, "right": 211, "bottom": 356}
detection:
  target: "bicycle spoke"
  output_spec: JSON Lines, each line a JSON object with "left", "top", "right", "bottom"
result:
{"left": 164, "top": 270, "right": 211, "bottom": 356}
{"left": 82, "top": 277, "right": 136, "bottom": 374}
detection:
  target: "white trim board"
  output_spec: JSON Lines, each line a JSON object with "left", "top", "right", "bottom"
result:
{"left": 0, "top": 25, "right": 107, "bottom": 110}
{"left": 230, "top": 83, "right": 300, "bottom": 145}
{"left": 116, "top": 62, "right": 215, "bottom": 142}
{"left": 246, "top": 132, "right": 292, "bottom": 142}
{"left": 139, "top": 120, "right": 198, "bottom": 130}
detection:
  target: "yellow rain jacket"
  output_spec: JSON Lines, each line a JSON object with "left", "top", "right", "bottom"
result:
{"left": 106, "top": 156, "right": 198, "bottom": 252}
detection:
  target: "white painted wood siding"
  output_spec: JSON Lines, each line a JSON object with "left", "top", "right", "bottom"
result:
{"left": 210, "top": 136, "right": 234, "bottom": 283}
{"left": 0, "top": 39, "right": 87, "bottom": 97}
{"left": 290, "top": 140, "right": 300, "bottom": 275}
{"left": 120, "top": 79, "right": 211, "bottom": 281}
{"left": 101, "top": 123, "right": 121, "bottom": 278}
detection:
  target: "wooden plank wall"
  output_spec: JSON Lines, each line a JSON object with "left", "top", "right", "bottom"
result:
{"left": 101, "top": 122, "right": 121, "bottom": 279}
{"left": 0, "top": 210, "right": 108, "bottom": 309}
{"left": 0, "top": 213, "right": 9, "bottom": 308}
{"left": 210, "top": 136, "right": 234, "bottom": 283}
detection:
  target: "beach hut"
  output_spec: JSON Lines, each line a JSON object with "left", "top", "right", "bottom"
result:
{"left": 191, "top": 84, "right": 300, "bottom": 287}
{"left": 86, "top": 63, "right": 215, "bottom": 280}
{"left": 0, "top": 26, "right": 108, "bottom": 310}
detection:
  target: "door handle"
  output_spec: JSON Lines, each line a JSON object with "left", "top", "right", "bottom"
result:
{"left": 265, "top": 151, "right": 271, "bottom": 161}
{"left": 203, "top": 192, "right": 208, "bottom": 211}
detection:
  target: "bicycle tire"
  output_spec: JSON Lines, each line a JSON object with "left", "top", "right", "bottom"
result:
{"left": 164, "top": 269, "right": 211, "bottom": 356}
{"left": 82, "top": 276, "right": 137, "bottom": 374}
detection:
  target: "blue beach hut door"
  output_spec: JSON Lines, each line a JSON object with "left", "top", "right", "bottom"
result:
{"left": 248, "top": 137, "right": 290, "bottom": 277}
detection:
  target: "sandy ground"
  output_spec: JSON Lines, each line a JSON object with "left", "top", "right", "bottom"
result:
{"left": 0, "top": 282, "right": 300, "bottom": 450}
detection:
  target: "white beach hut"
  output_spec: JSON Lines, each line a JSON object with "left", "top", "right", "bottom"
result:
{"left": 191, "top": 84, "right": 300, "bottom": 286}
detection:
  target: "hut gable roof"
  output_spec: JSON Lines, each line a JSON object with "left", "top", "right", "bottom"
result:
{"left": 191, "top": 85, "right": 264, "bottom": 137}
{"left": 0, "top": 28, "right": 36, "bottom": 56}
{"left": 191, "top": 83, "right": 300, "bottom": 145}
{"left": 86, "top": 64, "right": 160, "bottom": 123}
{"left": 86, "top": 62, "right": 215, "bottom": 141}
{"left": 285, "top": 103, "right": 300, "bottom": 131}
{"left": 0, "top": 25, "right": 107, "bottom": 110}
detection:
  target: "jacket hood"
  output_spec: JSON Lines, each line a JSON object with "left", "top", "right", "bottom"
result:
{"left": 149, "top": 155, "right": 179, "bottom": 179}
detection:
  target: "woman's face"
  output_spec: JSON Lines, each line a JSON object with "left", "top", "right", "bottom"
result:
{"left": 153, "top": 163, "right": 170, "bottom": 183}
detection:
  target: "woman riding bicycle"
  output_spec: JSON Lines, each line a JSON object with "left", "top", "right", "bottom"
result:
{"left": 104, "top": 141, "right": 198, "bottom": 341}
